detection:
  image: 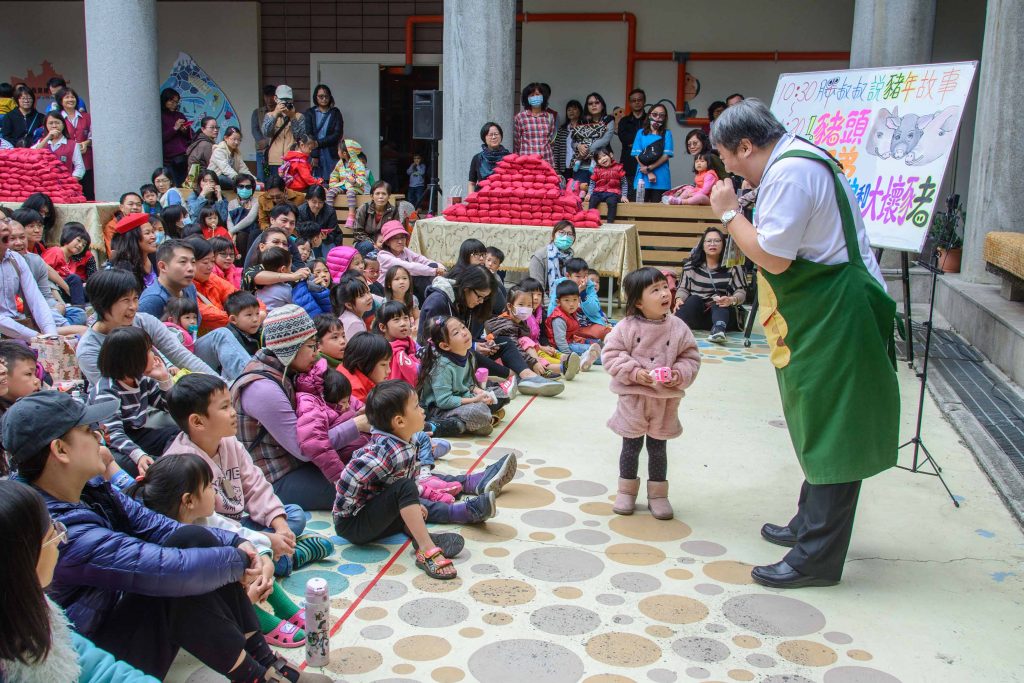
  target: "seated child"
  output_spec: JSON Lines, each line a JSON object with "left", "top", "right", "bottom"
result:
{"left": 42, "top": 223, "right": 90, "bottom": 305}
{"left": 362, "top": 252, "right": 385, "bottom": 297}
{"left": 89, "top": 327, "right": 180, "bottom": 477}
{"left": 546, "top": 280, "right": 602, "bottom": 370}
{"left": 586, "top": 146, "right": 629, "bottom": 223}
{"left": 255, "top": 246, "right": 293, "bottom": 312}
{"left": 209, "top": 235, "right": 241, "bottom": 288}
{"left": 189, "top": 206, "right": 232, "bottom": 240}
{"left": 280, "top": 135, "right": 322, "bottom": 192}
{"left": 662, "top": 152, "right": 720, "bottom": 205}
{"left": 332, "top": 381, "right": 516, "bottom": 577}
{"left": 417, "top": 316, "right": 509, "bottom": 437}
{"left": 314, "top": 313, "right": 347, "bottom": 369}
{"left": 128, "top": 453, "right": 329, "bottom": 649}
{"left": 224, "top": 290, "right": 262, "bottom": 357}
{"left": 486, "top": 286, "right": 581, "bottom": 381}
{"left": 375, "top": 221, "right": 442, "bottom": 292}
{"left": 292, "top": 258, "right": 332, "bottom": 319}
{"left": 556, "top": 257, "right": 612, "bottom": 341}
{"left": 294, "top": 359, "right": 371, "bottom": 481}
{"left": 293, "top": 237, "right": 312, "bottom": 265}
{"left": 162, "top": 296, "right": 199, "bottom": 353}
{"left": 296, "top": 220, "right": 328, "bottom": 261}
{"left": 588, "top": 268, "right": 601, "bottom": 292}
{"left": 375, "top": 300, "right": 419, "bottom": 385}
{"left": 384, "top": 265, "right": 420, "bottom": 327}
{"left": 5, "top": 392, "right": 331, "bottom": 682}
{"left": 326, "top": 138, "right": 370, "bottom": 228}
{"left": 340, "top": 331, "right": 392, "bottom": 403}
{"left": 326, "top": 245, "right": 364, "bottom": 284}
{"left": 0, "top": 342, "right": 44, "bottom": 413}
{"left": 332, "top": 275, "right": 375, "bottom": 340}
{"left": 141, "top": 182, "right": 162, "bottom": 216}
{"left": 484, "top": 246, "right": 507, "bottom": 315}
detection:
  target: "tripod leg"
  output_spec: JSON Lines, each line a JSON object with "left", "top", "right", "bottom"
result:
{"left": 743, "top": 296, "right": 758, "bottom": 348}
{"left": 901, "top": 251, "right": 914, "bottom": 367}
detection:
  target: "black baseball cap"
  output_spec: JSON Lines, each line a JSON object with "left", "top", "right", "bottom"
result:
{"left": 2, "top": 391, "right": 119, "bottom": 464}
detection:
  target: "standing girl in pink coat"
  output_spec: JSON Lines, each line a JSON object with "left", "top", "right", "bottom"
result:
{"left": 602, "top": 267, "right": 701, "bottom": 520}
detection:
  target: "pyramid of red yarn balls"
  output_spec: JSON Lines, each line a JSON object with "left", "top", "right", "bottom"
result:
{"left": 443, "top": 153, "right": 602, "bottom": 228}
{"left": 0, "top": 148, "right": 86, "bottom": 203}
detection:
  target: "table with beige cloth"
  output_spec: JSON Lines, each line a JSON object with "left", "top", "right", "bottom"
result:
{"left": 410, "top": 217, "right": 642, "bottom": 309}
{"left": 1, "top": 201, "right": 120, "bottom": 256}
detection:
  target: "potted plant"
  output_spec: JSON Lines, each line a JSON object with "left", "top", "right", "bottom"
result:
{"left": 929, "top": 204, "right": 965, "bottom": 273}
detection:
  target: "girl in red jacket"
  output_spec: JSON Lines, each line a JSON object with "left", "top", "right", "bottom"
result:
{"left": 375, "top": 300, "right": 420, "bottom": 385}
{"left": 279, "top": 134, "right": 323, "bottom": 192}
{"left": 587, "top": 147, "right": 629, "bottom": 223}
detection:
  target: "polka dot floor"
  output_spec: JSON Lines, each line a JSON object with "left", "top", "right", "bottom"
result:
{"left": 167, "top": 332, "right": 1024, "bottom": 683}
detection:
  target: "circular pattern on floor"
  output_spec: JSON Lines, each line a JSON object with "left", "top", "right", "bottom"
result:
{"left": 554, "top": 586, "right": 583, "bottom": 599}
{"left": 722, "top": 594, "right": 826, "bottom": 636}
{"left": 823, "top": 666, "right": 902, "bottom": 682}
{"left": 680, "top": 540, "right": 727, "bottom": 557}
{"left": 530, "top": 604, "right": 602, "bottom": 635}
{"left": 534, "top": 466, "right": 571, "bottom": 479}
{"left": 398, "top": 597, "right": 469, "bottom": 628}
{"left": 610, "top": 571, "right": 662, "bottom": 593}
{"left": 458, "top": 522, "right": 517, "bottom": 542}
{"left": 353, "top": 578, "right": 408, "bottom": 601}
{"left": 566, "top": 529, "right": 612, "bottom": 545}
{"left": 608, "top": 515, "right": 692, "bottom": 542}
{"left": 703, "top": 561, "right": 754, "bottom": 585}
{"left": 432, "top": 666, "right": 466, "bottom": 682}
{"left": 498, "top": 483, "right": 557, "bottom": 508}
{"left": 671, "top": 636, "right": 730, "bottom": 663}
{"left": 777, "top": 640, "right": 838, "bottom": 667}
{"left": 605, "top": 543, "right": 667, "bottom": 566}
{"left": 393, "top": 635, "right": 451, "bottom": 661}
{"left": 521, "top": 509, "right": 576, "bottom": 528}
{"left": 412, "top": 575, "right": 463, "bottom": 593}
{"left": 469, "top": 578, "right": 537, "bottom": 606}
{"left": 580, "top": 501, "right": 615, "bottom": 515}
{"left": 556, "top": 480, "right": 609, "bottom": 497}
{"left": 515, "top": 546, "right": 606, "bottom": 581}
{"left": 638, "top": 595, "right": 709, "bottom": 624}
{"left": 468, "top": 640, "right": 584, "bottom": 683}
{"left": 326, "top": 646, "right": 383, "bottom": 675}
{"left": 586, "top": 632, "right": 662, "bottom": 667}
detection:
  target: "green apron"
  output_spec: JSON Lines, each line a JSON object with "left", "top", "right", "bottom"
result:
{"left": 756, "top": 149, "right": 900, "bottom": 484}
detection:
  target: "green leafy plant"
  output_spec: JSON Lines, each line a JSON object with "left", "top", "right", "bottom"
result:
{"left": 929, "top": 204, "right": 965, "bottom": 250}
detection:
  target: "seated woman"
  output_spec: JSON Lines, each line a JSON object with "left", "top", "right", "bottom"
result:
{"left": 186, "top": 170, "right": 229, "bottom": 226}
{"left": 528, "top": 221, "right": 576, "bottom": 299}
{"left": 32, "top": 112, "right": 85, "bottom": 183}
{"left": 297, "top": 184, "right": 341, "bottom": 246}
{"left": 375, "top": 220, "right": 445, "bottom": 303}
{"left": 107, "top": 213, "right": 159, "bottom": 289}
{"left": 232, "top": 305, "right": 341, "bottom": 511}
{"left": 673, "top": 227, "right": 746, "bottom": 343}
{"left": 76, "top": 269, "right": 215, "bottom": 387}
{"left": 207, "top": 125, "right": 247, "bottom": 189}
{"left": 152, "top": 166, "right": 184, "bottom": 208}
{"left": 0, "top": 479, "right": 157, "bottom": 682}
{"left": 352, "top": 180, "right": 400, "bottom": 255}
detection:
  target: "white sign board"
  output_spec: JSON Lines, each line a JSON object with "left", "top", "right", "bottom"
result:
{"left": 770, "top": 61, "right": 976, "bottom": 252}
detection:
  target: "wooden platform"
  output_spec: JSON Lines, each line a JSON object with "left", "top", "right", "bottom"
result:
{"left": 595, "top": 203, "right": 718, "bottom": 271}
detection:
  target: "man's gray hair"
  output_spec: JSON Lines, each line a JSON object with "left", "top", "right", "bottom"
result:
{"left": 710, "top": 98, "right": 787, "bottom": 152}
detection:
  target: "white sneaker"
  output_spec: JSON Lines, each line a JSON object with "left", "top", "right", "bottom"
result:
{"left": 562, "top": 352, "right": 582, "bottom": 381}
{"left": 708, "top": 322, "right": 727, "bottom": 344}
{"left": 498, "top": 374, "right": 518, "bottom": 399}
{"left": 581, "top": 343, "right": 601, "bottom": 371}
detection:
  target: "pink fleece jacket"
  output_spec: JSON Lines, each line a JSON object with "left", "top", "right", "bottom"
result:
{"left": 376, "top": 247, "right": 436, "bottom": 280}
{"left": 163, "top": 432, "right": 286, "bottom": 526}
{"left": 388, "top": 337, "right": 420, "bottom": 384}
{"left": 602, "top": 314, "right": 701, "bottom": 398}
{"left": 294, "top": 358, "right": 366, "bottom": 483}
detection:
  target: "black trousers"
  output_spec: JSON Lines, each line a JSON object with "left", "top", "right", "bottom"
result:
{"left": 783, "top": 479, "right": 862, "bottom": 581}
{"left": 91, "top": 526, "right": 259, "bottom": 680}
{"left": 675, "top": 295, "right": 739, "bottom": 331}
{"left": 589, "top": 191, "right": 621, "bottom": 223}
{"left": 114, "top": 425, "right": 181, "bottom": 477}
{"left": 473, "top": 350, "right": 511, "bottom": 379}
{"left": 334, "top": 477, "right": 420, "bottom": 544}
{"left": 272, "top": 462, "right": 336, "bottom": 511}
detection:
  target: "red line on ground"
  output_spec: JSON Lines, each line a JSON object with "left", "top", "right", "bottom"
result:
{"left": 315, "top": 394, "right": 539, "bottom": 648}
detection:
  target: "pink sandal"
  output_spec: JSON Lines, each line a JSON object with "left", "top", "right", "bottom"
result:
{"left": 264, "top": 619, "right": 305, "bottom": 648}
{"left": 285, "top": 608, "right": 305, "bottom": 630}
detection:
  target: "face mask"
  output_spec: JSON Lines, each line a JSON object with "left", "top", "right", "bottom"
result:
{"left": 514, "top": 306, "right": 533, "bottom": 321}
{"left": 528, "top": 95, "right": 543, "bottom": 107}
{"left": 554, "top": 235, "right": 573, "bottom": 251}
{"left": 237, "top": 187, "right": 253, "bottom": 200}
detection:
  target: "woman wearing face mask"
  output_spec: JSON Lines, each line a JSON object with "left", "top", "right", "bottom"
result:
{"left": 631, "top": 103, "right": 674, "bottom": 203}
{"left": 512, "top": 83, "right": 556, "bottom": 168}
{"left": 0, "top": 480, "right": 158, "bottom": 682}
{"left": 227, "top": 174, "right": 260, "bottom": 258}
{"left": 529, "top": 221, "right": 576, "bottom": 297}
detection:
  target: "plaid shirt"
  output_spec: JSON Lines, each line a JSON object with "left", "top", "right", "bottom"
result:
{"left": 89, "top": 376, "right": 173, "bottom": 464}
{"left": 333, "top": 429, "right": 418, "bottom": 519}
{"left": 513, "top": 109, "right": 556, "bottom": 167}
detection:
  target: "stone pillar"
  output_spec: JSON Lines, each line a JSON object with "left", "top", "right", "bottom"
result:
{"left": 962, "top": 0, "right": 1024, "bottom": 283}
{"left": 83, "top": 0, "right": 162, "bottom": 202}
{"left": 442, "top": 0, "right": 516, "bottom": 204}
{"left": 850, "top": 0, "right": 936, "bottom": 69}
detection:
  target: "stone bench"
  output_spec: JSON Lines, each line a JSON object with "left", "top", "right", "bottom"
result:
{"left": 983, "top": 232, "right": 1024, "bottom": 301}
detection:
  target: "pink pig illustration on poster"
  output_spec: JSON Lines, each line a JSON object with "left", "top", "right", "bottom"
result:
{"left": 770, "top": 61, "right": 976, "bottom": 252}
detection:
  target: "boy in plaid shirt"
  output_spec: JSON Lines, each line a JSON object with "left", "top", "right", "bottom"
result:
{"left": 332, "top": 380, "right": 515, "bottom": 579}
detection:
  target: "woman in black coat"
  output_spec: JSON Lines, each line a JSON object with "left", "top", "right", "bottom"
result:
{"left": 304, "top": 84, "right": 344, "bottom": 182}
{"left": 1, "top": 86, "right": 44, "bottom": 147}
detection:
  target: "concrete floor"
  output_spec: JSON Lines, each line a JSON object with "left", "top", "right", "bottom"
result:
{"left": 168, "top": 331, "right": 1024, "bottom": 683}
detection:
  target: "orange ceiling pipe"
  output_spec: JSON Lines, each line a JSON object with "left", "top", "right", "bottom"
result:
{"left": 403, "top": 13, "right": 849, "bottom": 105}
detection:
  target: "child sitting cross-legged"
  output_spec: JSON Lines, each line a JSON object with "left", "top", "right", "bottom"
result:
{"left": 224, "top": 290, "right": 263, "bottom": 358}
{"left": 547, "top": 280, "right": 602, "bottom": 370}
{"left": 558, "top": 256, "right": 612, "bottom": 341}
{"left": 486, "top": 285, "right": 582, "bottom": 381}
{"left": 127, "top": 453, "right": 323, "bottom": 649}
{"left": 163, "top": 374, "right": 333, "bottom": 570}
{"left": 89, "top": 327, "right": 180, "bottom": 477}
{"left": 294, "top": 359, "right": 371, "bottom": 480}
{"left": 255, "top": 246, "right": 294, "bottom": 312}
{"left": 332, "top": 380, "right": 516, "bottom": 578}
{"left": 418, "top": 315, "right": 510, "bottom": 438}
{"left": 340, "top": 331, "right": 393, "bottom": 403}
{"left": 375, "top": 300, "right": 420, "bottom": 385}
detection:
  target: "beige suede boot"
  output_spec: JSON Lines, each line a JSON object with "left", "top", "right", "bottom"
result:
{"left": 613, "top": 477, "right": 641, "bottom": 515}
{"left": 646, "top": 480, "right": 674, "bottom": 520}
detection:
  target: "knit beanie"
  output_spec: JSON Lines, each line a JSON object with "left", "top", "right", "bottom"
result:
{"left": 261, "top": 304, "right": 315, "bottom": 369}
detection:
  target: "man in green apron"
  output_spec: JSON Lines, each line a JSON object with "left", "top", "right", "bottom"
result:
{"left": 708, "top": 99, "right": 900, "bottom": 589}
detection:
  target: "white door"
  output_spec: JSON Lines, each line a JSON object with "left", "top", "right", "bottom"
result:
{"left": 316, "top": 61, "right": 381, "bottom": 180}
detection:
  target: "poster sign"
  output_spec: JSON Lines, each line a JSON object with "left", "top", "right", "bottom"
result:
{"left": 770, "top": 61, "right": 976, "bottom": 252}
{"left": 160, "top": 52, "right": 238, "bottom": 134}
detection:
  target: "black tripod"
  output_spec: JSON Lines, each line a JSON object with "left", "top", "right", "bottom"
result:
{"left": 897, "top": 195, "right": 961, "bottom": 507}
{"left": 425, "top": 139, "right": 441, "bottom": 216}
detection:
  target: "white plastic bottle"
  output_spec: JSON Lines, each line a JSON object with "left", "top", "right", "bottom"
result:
{"left": 636, "top": 176, "right": 646, "bottom": 203}
{"left": 304, "top": 577, "right": 330, "bottom": 667}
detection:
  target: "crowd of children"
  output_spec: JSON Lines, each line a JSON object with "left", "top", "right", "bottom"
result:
{"left": 0, "top": 156, "right": 709, "bottom": 679}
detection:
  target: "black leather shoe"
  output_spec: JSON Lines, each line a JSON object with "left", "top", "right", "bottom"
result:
{"left": 750, "top": 560, "right": 839, "bottom": 589}
{"left": 760, "top": 523, "right": 797, "bottom": 547}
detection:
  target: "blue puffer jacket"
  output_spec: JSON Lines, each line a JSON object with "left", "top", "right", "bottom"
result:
{"left": 292, "top": 279, "right": 332, "bottom": 319}
{"left": 40, "top": 478, "right": 247, "bottom": 637}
